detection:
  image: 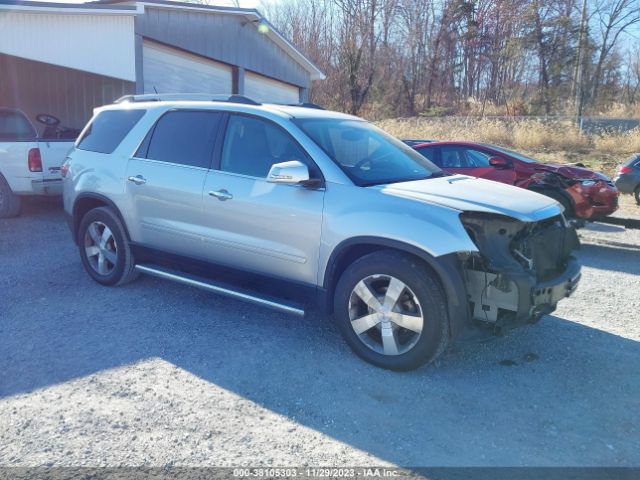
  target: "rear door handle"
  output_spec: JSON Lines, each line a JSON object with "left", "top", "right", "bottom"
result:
{"left": 208, "top": 189, "right": 233, "bottom": 201}
{"left": 127, "top": 175, "right": 147, "bottom": 185}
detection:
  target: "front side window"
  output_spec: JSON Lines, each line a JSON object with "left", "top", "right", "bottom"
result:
{"left": 0, "top": 110, "right": 36, "bottom": 141}
{"left": 440, "top": 146, "right": 470, "bottom": 168}
{"left": 294, "top": 118, "right": 440, "bottom": 186}
{"left": 464, "top": 148, "right": 492, "bottom": 167}
{"left": 77, "top": 110, "right": 145, "bottom": 154}
{"left": 221, "top": 115, "right": 312, "bottom": 178}
{"left": 145, "top": 111, "right": 223, "bottom": 168}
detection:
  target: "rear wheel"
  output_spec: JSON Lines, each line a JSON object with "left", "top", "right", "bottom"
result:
{"left": 0, "top": 175, "right": 22, "bottom": 218}
{"left": 78, "top": 207, "right": 137, "bottom": 286}
{"left": 333, "top": 250, "right": 449, "bottom": 371}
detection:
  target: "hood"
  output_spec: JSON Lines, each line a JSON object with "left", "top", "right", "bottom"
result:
{"left": 534, "top": 162, "right": 609, "bottom": 181}
{"left": 375, "top": 175, "right": 561, "bottom": 222}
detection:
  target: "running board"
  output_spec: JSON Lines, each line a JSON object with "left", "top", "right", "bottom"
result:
{"left": 135, "top": 264, "right": 305, "bottom": 317}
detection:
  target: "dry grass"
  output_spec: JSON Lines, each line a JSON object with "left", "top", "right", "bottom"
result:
{"left": 593, "top": 128, "right": 640, "bottom": 155}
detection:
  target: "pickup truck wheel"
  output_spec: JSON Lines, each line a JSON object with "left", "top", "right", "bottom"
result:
{"left": 0, "top": 175, "right": 22, "bottom": 218}
{"left": 334, "top": 250, "right": 448, "bottom": 371}
{"left": 78, "top": 207, "right": 137, "bottom": 286}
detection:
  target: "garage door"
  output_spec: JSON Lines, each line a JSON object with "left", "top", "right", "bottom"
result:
{"left": 142, "top": 40, "right": 232, "bottom": 95}
{"left": 245, "top": 71, "right": 300, "bottom": 104}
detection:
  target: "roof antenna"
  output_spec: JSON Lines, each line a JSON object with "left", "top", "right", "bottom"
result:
{"left": 153, "top": 86, "right": 158, "bottom": 94}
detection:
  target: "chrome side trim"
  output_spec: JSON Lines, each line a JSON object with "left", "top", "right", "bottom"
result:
{"left": 135, "top": 264, "right": 305, "bottom": 317}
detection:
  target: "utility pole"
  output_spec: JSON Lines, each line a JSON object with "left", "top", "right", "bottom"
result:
{"left": 574, "top": 0, "right": 588, "bottom": 128}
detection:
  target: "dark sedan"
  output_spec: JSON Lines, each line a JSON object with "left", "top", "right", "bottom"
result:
{"left": 614, "top": 154, "right": 640, "bottom": 204}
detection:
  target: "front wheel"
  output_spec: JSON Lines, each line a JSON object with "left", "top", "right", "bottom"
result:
{"left": 78, "top": 207, "right": 137, "bottom": 286}
{"left": 634, "top": 186, "right": 640, "bottom": 205}
{"left": 333, "top": 250, "right": 449, "bottom": 371}
{"left": 540, "top": 189, "right": 575, "bottom": 219}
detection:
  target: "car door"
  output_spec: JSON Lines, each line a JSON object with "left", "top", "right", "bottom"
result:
{"left": 125, "top": 110, "right": 223, "bottom": 257}
{"left": 462, "top": 146, "right": 517, "bottom": 184}
{"left": 201, "top": 113, "right": 325, "bottom": 285}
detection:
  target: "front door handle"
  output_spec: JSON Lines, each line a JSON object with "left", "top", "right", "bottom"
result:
{"left": 208, "top": 189, "right": 233, "bottom": 201}
{"left": 127, "top": 175, "right": 147, "bottom": 185}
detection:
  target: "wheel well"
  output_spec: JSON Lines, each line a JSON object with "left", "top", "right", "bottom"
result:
{"left": 324, "top": 242, "right": 446, "bottom": 313}
{"left": 529, "top": 186, "right": 575, "bottom": 216}
{"left": 72, "top": 196, "right": 128, "bottom": 244}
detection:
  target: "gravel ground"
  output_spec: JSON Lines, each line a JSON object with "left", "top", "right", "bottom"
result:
{"left": 0, "top": 198, "right": 639, "bottom": 467}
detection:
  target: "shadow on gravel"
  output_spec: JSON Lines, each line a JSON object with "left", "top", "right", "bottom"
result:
{"left": 2, "top": 200, "right": 639, "bottom": 465}
{"left": 578, "top": 243, "right": 640, "bottom": 275}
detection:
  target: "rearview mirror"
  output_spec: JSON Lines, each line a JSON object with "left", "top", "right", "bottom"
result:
{"left": 267, "top": 160, "right": 310, "bottom": 185}
{"left": 489, "top": 156, "right": 511, "bottom": 169}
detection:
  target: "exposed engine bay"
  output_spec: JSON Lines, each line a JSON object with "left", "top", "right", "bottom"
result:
{"left": 459, "top": 212, "right": 581, "bottom": 330}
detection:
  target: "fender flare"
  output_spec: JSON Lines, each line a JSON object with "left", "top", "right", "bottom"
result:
{"left": 323, "top": 236, "right": 471, "bottom": 340}
{"left": 71, "top": 193, "right": 130, "bottom": 244}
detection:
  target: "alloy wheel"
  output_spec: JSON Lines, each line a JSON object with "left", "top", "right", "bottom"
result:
{"left": 348, "top": 274, "right": 424, "bottom": 356}
{"left": 84, "top": 221, "right": 118, "bottom": 276}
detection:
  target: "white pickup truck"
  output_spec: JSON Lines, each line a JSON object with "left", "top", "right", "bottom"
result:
{"left": 0, "top": 108, "right": 76, "bottom": 217}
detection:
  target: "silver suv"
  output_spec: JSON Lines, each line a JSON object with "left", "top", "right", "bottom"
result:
{"left": 63, "top": 94, "right": 581, "bottom": 371}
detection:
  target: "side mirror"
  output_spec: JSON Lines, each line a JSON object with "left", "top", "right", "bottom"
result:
{"left": 489, "top": 156, "right": 511, "bottom": 169}
{"left": 267, "top": 160, "right": 310, "bottom": 185}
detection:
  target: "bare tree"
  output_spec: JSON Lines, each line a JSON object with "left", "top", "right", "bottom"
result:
{"left": 590, "top": 0, "right": 640, "bottom": 103}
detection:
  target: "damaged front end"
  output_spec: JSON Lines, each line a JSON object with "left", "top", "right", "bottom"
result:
{"left": 458, "top": 212, "right": 581, "bottom": 333}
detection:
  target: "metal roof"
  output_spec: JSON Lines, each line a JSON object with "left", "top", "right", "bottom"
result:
{"left": 100, "top": 0, "right": 325, "bottom": 80}
{"left": 0, "top": 0, "right": 138, "bottom": 14}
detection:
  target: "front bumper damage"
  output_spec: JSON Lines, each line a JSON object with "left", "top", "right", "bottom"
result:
{"left": 458, "top": 212, "right": 581, "bottom": 333}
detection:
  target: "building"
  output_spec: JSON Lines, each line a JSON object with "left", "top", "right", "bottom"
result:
{"left": 0, "top": 0, "right": 324, "bottom": 131}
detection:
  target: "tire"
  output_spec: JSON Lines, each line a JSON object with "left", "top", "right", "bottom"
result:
{"left": 77, "top": 206, "right": 138, "bottom": 286}
{"left": 333, "top": 250, "right": 449, "bottom": 371}
{"left": 0, "top": 174, "right": 22, "bottom": 218}
{"left": 540, "top": 189, "right": 575, "bottom": 219}
{"left": 634, "top": 186, "right": 640, "bottom": 205}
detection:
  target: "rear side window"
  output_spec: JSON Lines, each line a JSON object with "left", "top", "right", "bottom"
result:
{"left": 144, "top": 111, "right": 223, "bottom": 168}
{"left": 0, "top": 110, "right": 36, "bottom": 141}
{"left": 78, "top": 110, "right": 145, "bottom": 154}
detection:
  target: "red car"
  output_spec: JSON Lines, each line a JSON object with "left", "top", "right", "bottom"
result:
{"left": 411, "top": 141, "right": 618, "bottom": 220}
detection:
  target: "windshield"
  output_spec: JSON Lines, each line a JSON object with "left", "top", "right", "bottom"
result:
{"left": 483, "top": 144, "right": 538, "bottom": 163}
{"left": 294, "top": 118, "right": 442, "bottom": 186}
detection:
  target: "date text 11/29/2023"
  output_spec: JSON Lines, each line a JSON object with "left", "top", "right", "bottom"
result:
{"left": 232, "top": 468, "right": 402, "bottom": 478}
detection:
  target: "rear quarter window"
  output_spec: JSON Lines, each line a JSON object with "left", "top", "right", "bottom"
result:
{"left": 77, "top": 110, "right": 146, "bottom": 154}
{"left": 0, "top": 110, "right": 36, "bottom": 141}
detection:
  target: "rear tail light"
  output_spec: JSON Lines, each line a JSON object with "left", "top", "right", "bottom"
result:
{"left": 618, "top": 166, "right": 632, "bottom": 174}
{"left": 28, "top": 148, "right": 42, "bottom": 172}
{"left": 61, "top": 158, "right": 71, "bottom": 178}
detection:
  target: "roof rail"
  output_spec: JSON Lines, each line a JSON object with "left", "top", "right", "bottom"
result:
{"left": 114, "top": 93, "right": 261, "bottom": 106}
{"left": 284, "top": 102, "right": 325, "bottom": 110}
